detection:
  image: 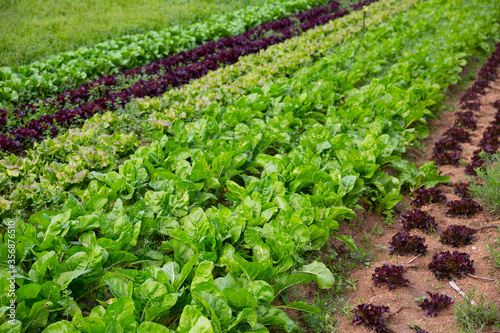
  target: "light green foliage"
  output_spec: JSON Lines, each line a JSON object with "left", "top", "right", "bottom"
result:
{"left": 486, "top": 230, "right": 500, "bottom": 269}
{"left": 454, "top": 288, "right": 500, "bottom": 332}
{"left": 469, "top": 153, "right": 500, "bottom": 215}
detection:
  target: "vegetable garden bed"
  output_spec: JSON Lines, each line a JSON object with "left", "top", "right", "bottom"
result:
{"left": 0, "top": 0, "right": 376, "bottom": 154}
{"left": 329, "top": 42, "right": 500, "bottom": 333}
{"left": 0, "top": 0, "right": 499, "bottom": 331}
{"left": 0, "top": 0, "right": 409, "bottom": 218}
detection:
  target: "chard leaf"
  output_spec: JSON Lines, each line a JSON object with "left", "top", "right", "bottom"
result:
{"left": 331, "top": 234, "right": 360, "bottom": 253}
{"left": 227, "top": 289, "right": 258, "bottom": 309}
{"left": 137, "top": 322, "right": 169, "bottom": 333}
{"left": 272, "top": 273, "right": 314, "bottom": 296}
{"left": 296, "top": 262, "right": 334, "bottom": 289}
{"left": 55, "top": 270, "right": 91, "bottom": 290}
{"left": 278, "top": 301, "right": 321, "bottom": 314}
{"left": 43, "top": 320, "right": 78, "bottom": 332}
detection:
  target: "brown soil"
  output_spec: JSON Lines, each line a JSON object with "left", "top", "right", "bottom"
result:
{"left": 324, "top": 70, "right": 500, "bottom": 332}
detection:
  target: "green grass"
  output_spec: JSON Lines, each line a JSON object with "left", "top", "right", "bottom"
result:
{"left": 0, "top": 0, "right": 269, "bottom": 67}
{"left": 486, "top": 229, "right": 500, "bottom": 269}
{"left": 454, "top": 288, "right": 500, "bottom": 332}
{"left": 469, "top": 153, "right": 500, "bottom": 216}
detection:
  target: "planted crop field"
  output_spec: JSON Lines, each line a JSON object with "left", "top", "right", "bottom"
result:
{"left": 0, "top": 0, "right": 499, "bottom": 332}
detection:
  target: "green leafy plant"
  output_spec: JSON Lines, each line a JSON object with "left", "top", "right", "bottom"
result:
{"left": 469, "top": 153, "right": 500, "bottom": 215}
{"left": 0, "top": 0, "right": 413, "bottom": 217}
{"left": 454, "top": 288, "right": 500, "bottom": 332}
{"left": 1, "top": 0, "right": 499, "bottom": 331}
{"left": 486, "top": 231, "right": 500, "bottom": 269}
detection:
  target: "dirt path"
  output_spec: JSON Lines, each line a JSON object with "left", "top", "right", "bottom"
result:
{"left": 331, "top": 56, "right": 500, "bottom": 332}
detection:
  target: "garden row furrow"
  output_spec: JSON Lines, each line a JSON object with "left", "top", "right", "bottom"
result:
{"left": 349, "top": 43, "right": 500, "bottom": 333}
{"left": 1, "top": 0, "right": 499, "bottom": 332}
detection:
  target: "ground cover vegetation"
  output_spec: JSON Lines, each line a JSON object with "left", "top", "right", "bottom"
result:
{"left": 469, "top": 153, "right": 500, "bottom": 215}
{"left": 1, "top": 0, "right": 500, "bottom": 331}
{"left": 454, "top": 289, "right": 500, "bottom": 333}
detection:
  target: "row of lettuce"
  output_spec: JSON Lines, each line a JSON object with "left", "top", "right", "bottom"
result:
{"left": 0, "top": 0, "right": 334, "bottom": 109}
{"left": 0, "top": 0, "right": 409, "bottom": 219}
{"left": 0, "top": 0, "right": 375, "bottom": 154}
{"left": 2, "top": 0, "right": 499, "bottom": 331}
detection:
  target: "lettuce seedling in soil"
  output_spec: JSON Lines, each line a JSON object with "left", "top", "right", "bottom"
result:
{"left": 478, "top": 60, "right": 499, "bottom": 81}
{"left": 432, "top": 151, "right": 460, "bottom": 166}
{"left": 445, "top": 198, "right": 482, "bottom": 218}
{"left": 411, "top": 187, "right": 447, "bottom": 208}
{"left": 485, "top": 125, "right": 500, "bottom": 137}
{"left": 389, "top": 231, "right": 427, "bottom": 256}
{"left": 400, "top": 209, "right": 437, "bottom": 233}
{"left": 479, "top": 133, "right": 499, "bottom": 151}
{"left": 454, "top": 182, "right": 471, "bottom": 198}
{"left": 494, "top": 99, "right": 500, "bottom": 110}
{"left": 428, "top": 251, "right": 475, "bottom": 279}
{"left": 372, "top": 264, "right": 410, "bottom": 290}
{"left": 465, "top": 160, "right": 485, "bottom": 176}
{"left": 472, "top": 149, "right": 485, "bottom": 162}
{"left": 440, "top": 225, "right": 477, "bottom": 247}
{"left": 443, "top": 126, "right": 471, "bottom": 143}
{"left": 455, "top": 111, "right": 478, "bottom": 130}
{"left": 461, "top": 100, "right": 481, "bottom": 111}
{"left": 433, "top": 137, "right": 462, "bottom": 153}
{"left": 418, "top": 292, "right": 455, "bottom": 318}
{"left": 460, "top": 91, "right": 479, "bottom": 103}
{"left": 468, "top": 79, "right": 490, "bottom": 94}
{"left": 492, "top": 112, "right": 500, "bottom": 126}
{"left": 352, "top": 303, "right": 390, "bottom": 333}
